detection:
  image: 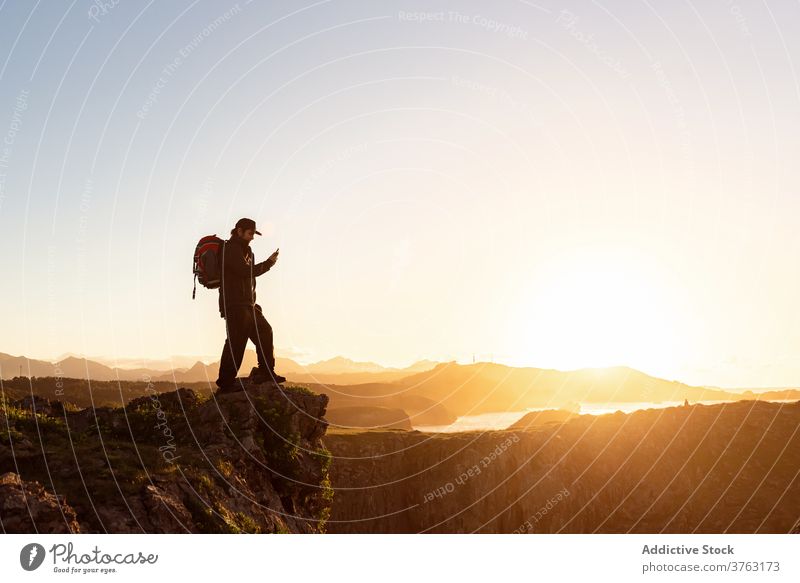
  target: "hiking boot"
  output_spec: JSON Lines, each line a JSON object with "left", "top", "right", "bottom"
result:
{"left": 248, "top": 367, "right": 267, "bottom": 383}
{"left": 215, "top": 378, "right": 243, "bottom": 394}
{"left": 249, "top": 367, "right": 286, "bottom": 384}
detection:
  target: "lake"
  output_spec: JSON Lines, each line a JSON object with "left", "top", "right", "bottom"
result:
{"left": 412, "top": 399, "right": 798, "bottom": 433}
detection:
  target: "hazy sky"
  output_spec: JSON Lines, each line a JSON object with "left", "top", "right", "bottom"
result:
{"left": 1, "top": 0, "right": 798, "bottom": 388}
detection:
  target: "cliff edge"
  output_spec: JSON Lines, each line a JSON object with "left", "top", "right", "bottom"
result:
{"left": 0, "top": 382, "right": 332, "bottom": 533}
{"left": 327, "top": 400, "right": 800, "bottom": 533}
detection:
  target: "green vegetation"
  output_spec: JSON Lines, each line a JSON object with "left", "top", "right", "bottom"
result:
{"left": 215, "top": 459, "right": 235, "bottom": 479}
{"left": 1, "top": 402, "right": 67, "bottom": 436}
{"left": 252, "top": 396, "right": 302, "bottom": 478}
{"left": 284, "top": 384, "right": 316, "bottom": 396}
{"left": 182, "top": 471, "right": 264, "bottom": 534}
{"left": 312, "top": 446, "right": 334, "bottom": 532}
{"left": 1, "top": 376, "right": 214, "bottom": 409}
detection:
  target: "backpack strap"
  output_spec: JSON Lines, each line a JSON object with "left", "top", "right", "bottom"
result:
{"left": 219, "top": 239, "right": 227, "bottom": 315}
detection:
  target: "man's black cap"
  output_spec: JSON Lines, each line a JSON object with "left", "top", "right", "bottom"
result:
{"left": 235, "top": 217, "right": 262, "bottom": 235}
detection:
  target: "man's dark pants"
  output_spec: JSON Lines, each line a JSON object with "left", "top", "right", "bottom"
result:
{"left": 216, "top": 303, "right": 275, "bottom": 387}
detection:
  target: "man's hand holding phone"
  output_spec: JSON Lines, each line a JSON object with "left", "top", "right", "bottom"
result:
{"left": 266, "top": 247, "right": 279, "bottom": 267}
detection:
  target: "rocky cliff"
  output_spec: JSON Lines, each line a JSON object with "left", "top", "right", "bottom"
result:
{"left": 0, "top": 382, "right": 332, "bottom": 533}
{"left": 326, "top": 400, "right": 800, "bottom": 533}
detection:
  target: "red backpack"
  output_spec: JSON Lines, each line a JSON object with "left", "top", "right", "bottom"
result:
{"left": 192, "top": 235, "right": 225, "bottom": 299}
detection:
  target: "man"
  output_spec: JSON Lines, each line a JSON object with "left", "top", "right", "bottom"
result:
{"left": 215, "top": 217, "right": 286, "bottom": 392}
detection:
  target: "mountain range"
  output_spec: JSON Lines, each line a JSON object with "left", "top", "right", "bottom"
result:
{"left": 306, "top": 361, "right": 800, "bottom": 418}
{"left": 0, "top": 351, "right": 438, "bottom": 385}
{"left": 3, "top": 353, "right": 799, "bottom": 430}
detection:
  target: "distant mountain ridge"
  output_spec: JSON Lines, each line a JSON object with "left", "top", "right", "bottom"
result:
{"left": 385, "top": 361, "right": 800, "bottom": 416}
{"left": 4, "top": 354, "right": 800, "bottom": 412}
{"left": 0, "top": 351, "right": 438, "bottom": 384}
{"left": 53, "top": 353, "right": 209, "bottom": 371}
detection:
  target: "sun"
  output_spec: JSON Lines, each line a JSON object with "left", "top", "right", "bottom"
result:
{"left": 508, "top": 246, "right": 681, "bottom": 372}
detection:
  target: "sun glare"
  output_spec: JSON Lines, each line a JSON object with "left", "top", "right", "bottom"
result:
{"left": 510, "top": 247, "right": 681, "bottom": 372}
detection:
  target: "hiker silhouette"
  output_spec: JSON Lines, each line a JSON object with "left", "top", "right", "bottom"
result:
{"left": 215, "top": 218, "right": 285, "bottom": 391}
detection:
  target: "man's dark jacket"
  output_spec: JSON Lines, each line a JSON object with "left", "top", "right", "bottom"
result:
{"left": 218, "top": 235, "right": 273, "bottom": 317}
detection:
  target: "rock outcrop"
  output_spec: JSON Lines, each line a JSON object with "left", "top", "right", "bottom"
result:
{"left": 327, "top": 400, "right": 800, "bottom": 533}
{"left": 0, "top": 382, "right": 332, "bottom": 533}
{"left": 0, "top": 472, "right": 82, "bottom": 533}
{"left": 507, "top": 408, "right": 578, "bottom": 430}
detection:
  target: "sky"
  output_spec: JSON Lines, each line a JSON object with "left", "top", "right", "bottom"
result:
{"left": 0, "top": 0, "right": 798, "bottom": 388}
